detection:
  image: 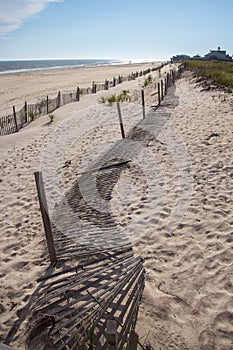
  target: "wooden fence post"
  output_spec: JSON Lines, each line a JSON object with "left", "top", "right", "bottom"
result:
{"left": 12, "top": 106, "right": 18, "bottom": 132}
{"left": 116, "top": 103, "right": 125, "bottom": 139}
{"left": 141, "top": 89, "right": 146, "bottom": 119}
{"left": 34, "top": 171, "right": 57, "bottom": 265}
{"left": 157, "top": 82, "right": 161, "bottom": 105}
{"left": 113, "top": 77, "right": 116, "bottom": 87}
{"left": 46, "top": 96, "right": 49, "bottom": 114}
{"left": 172, "top": 69, "right": 175, "bottom": 84}
{"left": 105, "top": 320, "right": 118, "bottom": 350}
{"left": 105, "top": 79, "right": 109, "bottom": 90}
{"left": 164, "top": 77, "right": 167, "bottom": 95}
{"left": 129, "top": 330, "right": 139, "bottom": 350}
{"left": 161, "top": 80, "right": 164, "bottom": 100}
{"left": 167, "top": 73, "right": 170, "bottom": 88}
{"left": 24, "top": 101, "right": 28, "bottom": 123}
{"left": 57, "top": 91, "right": 61, "bottom": 108}
{"left": 76, "top": 86, "right": 80, "bottom": 101}
{"left": 92, "top": 81, "right": 97, "bottom": 93}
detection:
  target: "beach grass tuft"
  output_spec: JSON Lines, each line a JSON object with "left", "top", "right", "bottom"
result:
{"left": 99, "top": 90, "right": 131, "bottom": 105}
{"left": 143, "top": 74, "right": 153, "bottom": 87}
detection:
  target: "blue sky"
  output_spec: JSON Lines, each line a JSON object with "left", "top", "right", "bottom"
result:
{"left": 0, "top": 0, "right": 232, "bottom": 61}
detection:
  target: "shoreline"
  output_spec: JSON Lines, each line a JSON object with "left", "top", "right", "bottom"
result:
{"left": 0, "top": 61, "right": 158, "bottom": 76}
{"left": 0, "top": 62, "right": 162, "bottom": 115}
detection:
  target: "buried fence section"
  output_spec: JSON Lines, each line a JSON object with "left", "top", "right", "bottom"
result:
{"left": 25, "top": 250, "right": 144, "bottom": 350}
{"left": 22, "top": 107, "right": 180, "bottom": 349}
{"left": 26, "top": 114, "right": 164, "bottom": 348}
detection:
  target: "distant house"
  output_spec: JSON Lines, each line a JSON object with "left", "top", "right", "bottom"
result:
{"left": 171, "top": 54, "right": 190, "bottom": 62}
{"left": 204, "top": 47, "right": 232, "bottom": 61}
{"left": 192, "top": 54, "right": 201, "bottom": 60}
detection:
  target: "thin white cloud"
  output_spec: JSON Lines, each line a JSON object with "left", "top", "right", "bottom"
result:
{"left": 0, "top": 0, "right": 63, "bottom": 38}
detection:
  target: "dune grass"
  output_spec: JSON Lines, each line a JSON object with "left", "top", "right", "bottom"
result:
{"left": 99, "top": 90, "right": 131, "bottom": 104}
{"left": 184, "top": 60, "right": 233, "bottom": 92}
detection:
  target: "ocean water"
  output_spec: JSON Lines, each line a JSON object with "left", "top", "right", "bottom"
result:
{"left": 0, "top": 58, "right": 124, "bottom": 75}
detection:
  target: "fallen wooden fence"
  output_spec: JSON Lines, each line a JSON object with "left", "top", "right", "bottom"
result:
{"left": 4, "top": 74, "right": 181, "bottom": 349}
{"left": 26, "top": 249, "right": 144, "bottom": 350}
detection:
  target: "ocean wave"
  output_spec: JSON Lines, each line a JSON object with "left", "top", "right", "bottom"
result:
{"left": 0, "top": 59, "right": 123, "bottom": 75}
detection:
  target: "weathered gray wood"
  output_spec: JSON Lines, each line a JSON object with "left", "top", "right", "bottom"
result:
{"left": 116, "top": 102, "right": 125, "bottom": 139}
{"left": 76, "top": 160, "right": 131, "bottom": 176}
{"left": 105, "top": 79, "right": 109, "bottom": 90}
{"left": 46, "top": 95, "right": 49, "bottom": 114}
{"left": 172, "top": 69, "right": 175, "bottom": 84}
{"left": 161, "top": 80, "right": 164, "bottom": 100}
{"left": 129, "top": 331, "right": 138, "bottom": 350}
{"left": 12, "top": 106, "right": 18, "bottom": 132}
{"left": 92, "top": 81, "right": 97, "bottom": 93}
{"left": 76, "top": 86, "right": 80, "bottom": 101}
{"left": 141, "top": 89, "right": 146, "bottom": 119}
{"left": 24, "top": 101, "right": 27, "bottom": 123}
{"left": 34, "top": 171, "right": 57, "bottom": 264}
{"left": 158, "top": 82, "right": 161, "bottom": 105}
{"left": 0, "top": 344, "right": 17, "bottom": 350}
{"left": 105, "top": 320, "right": 118, "bottom": 349}
{"left": 57, "top": 91, "right": 61, "bottom": 108}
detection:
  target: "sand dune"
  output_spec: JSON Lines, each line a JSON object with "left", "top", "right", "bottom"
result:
{"left": 0, "top": 65, "right": 233, "bottom": 349}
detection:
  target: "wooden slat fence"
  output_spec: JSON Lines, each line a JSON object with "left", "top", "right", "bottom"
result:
{"left": 0, "top": 114, "right": 17, "bottom": 136}
{"left": 0, "top": 62, "right": 170, "bottom": 136}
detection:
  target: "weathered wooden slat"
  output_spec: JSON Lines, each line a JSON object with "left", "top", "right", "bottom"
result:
{"left": 50, "top": 260, "right": 143, "bottom": 346}
{"left": 34, "top": 254, "right": 138, "bottom": 307}
{"left": 38, "top": 256, "right": 142, "bottom": 323}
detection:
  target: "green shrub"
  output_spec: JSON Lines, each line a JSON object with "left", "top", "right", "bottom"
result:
{"left": 143, "top": 74, "right": 153, "bottom": 87}
{"left": 99, "top": 90, "right": 131, "bottom": 105}
{"left": 48, "top": 114, "right": 55, "bottom": 122}
{"left": 107, "top": 94, "right": 118, "bottom": 104}
{"left": 117, "top": 90, "right": 131, "bottom": 102}
{"left": 29, "top": 111, "right": 34, "bottom": 121}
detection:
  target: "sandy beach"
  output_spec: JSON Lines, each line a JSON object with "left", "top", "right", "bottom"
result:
{"left": 0, "top": 63, "right": 233, "bottom": 349}
{"left": 0, "top": 62, "right": 160, "bottom": 115}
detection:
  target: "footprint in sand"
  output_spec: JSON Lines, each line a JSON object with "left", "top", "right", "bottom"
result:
{"left": 199, "top": 330, "right": 216, "bottom": 350}
{"left": 214, "top": 311, "right": 233, "bottom": 349}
